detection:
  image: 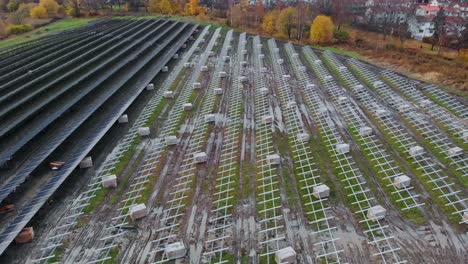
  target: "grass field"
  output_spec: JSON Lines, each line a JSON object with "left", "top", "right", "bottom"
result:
{"left": 0, "top": 18, "right": 96, "bottom": 49}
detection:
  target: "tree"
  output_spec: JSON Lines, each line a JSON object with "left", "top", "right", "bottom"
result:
{"left": 40, "top": 0, "right": 59, "bottom": 14}
{"left": 432, "top": 7, "right": 445, "bottom": 51}
{"left": 30, "top": 5, "right": 48, "bottom": 18}
{"left": 254, "top": 0, "right": 264, "bottom": 28}
{"left": 318, "top": 0, "right": 332, "bottom": 16}
{"left": 7, "top": 0, "right": 19, "bottom": 11}
{"left": 65, "top": 0, "right": 80, "bottom": 17}
{"left": 310, "top": 15, "right": 334, "bottom": 44}
{"left": 17, "top": 3, "right": 38, "bottom": 17}
{"left": 149, "top": 0, "right": 172, "bottom": 14}
{"left": 262, "top": 10, "right": 277, "bottom": 34}
{"left": 277, "top": 7, "right": 297, "bottom": 39}
{"left": 184, "top": 0, "right": 199, "bottom": 16}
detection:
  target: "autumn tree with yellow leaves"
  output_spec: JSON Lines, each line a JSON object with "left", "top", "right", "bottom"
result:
{"left": 310, "top": 15, "right": 334, "bottom": 44}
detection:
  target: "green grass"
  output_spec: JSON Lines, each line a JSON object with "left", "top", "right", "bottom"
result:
{"left": 0, "top": 18, "right": 96, "bottom": 49}
{"left": 310, "top": 45, "right": 363, "bottom": 60}
{"left": 109, "top": 150, "right": 145, "bottom": 205}
{"left": 348, "top": 63, "right": 464, "bottom": 225}
{"left": 103, "top": 247, "right": 119, "bottom": 264}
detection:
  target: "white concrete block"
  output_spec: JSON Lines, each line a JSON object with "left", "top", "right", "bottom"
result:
{"left": 409, "top": 146, "right": 424, "bottom": 157}
{"left": 162, "top": 66, "right": 169, "bottom": 72}
{"left": 201, "top": 65, "right": 209, "bottom": 72}
{"left": 299, "top": 66, "right": 306, "bottom": 72}
{"left": 307, "top": 84, "right": 315, "bottom": 89}
{"left": 129, "top": 204, "right": 147, "bottom": 221}
{"left": 398, "top": 104, "right": 411, "bottom": 113}
{"left": 242, "top": 49, "right": 248, "bottom": 55}
{"left": 163, "top": 91, "right": 174, "bottom": 99}
{"left": 173, "top": 53, "right": 179, "bottom": 59}
{"left": 205, "top": 114, "right": 216, "bottom": 123}
{"left": 275, "top": 246, "right": 297, "bottom": 264}
{"left": 214, "top": 88, "right": 223, "bottom": 95}
{"left": 193, "top": 82, "right": 202, "bottom": 89}
{"left": 223, "top": 56, "right": 230, "bottom": 62}
{"left": 194, "top": 152, "right": 207, "bottom": 163}
{"left": 138, "top": 127, "right": 150, "bottom": 137}
{"left": 184, "top": 62, "right": 192, "bottom": 68}
{"left": 79, "top": 157, "right": 93, "bottom": 169}
{"left": 376, "top": 109, "right": 390, "bottom": 118}
{"left": 394, "top": 175, "right": 411, "bottom": 189}
{"left": 274, "top": 48, "right": 279, "bottom": 53}
{"left": 165, "top": 136, "right": 178, "bottom": 146}
{"left": 296, "top": 133, "right": 310, "bottom": 143}
{"left": 292, "top": 52, "right": 299, "bottom": 58}
{"left": 241, "top": 61, "right": 247, "bottom": 67}
{"left": 118, "top": 114, "right": 129, "bottom": 124}
{"left": 463, "top": 212, "right": 468, "bottom": 224}
{"left": 219, "top": 71, "right": 227, "bottom": 78}
{"left": 259, "top": 54, "right": 265, "bottom": 59}
{"left": 336, "top": 143, "right": 350, "bottom": 154}
{"left": 261, "top": 67, "right": 267, "bottom": 73}
{"left": 312, "top": 184, "right": 330, "bottom": 199}
{"left": 102, "top": 174, "right": 117, "bottom": 189}
{"left": 324, "top": 75, "right": 333, "bottom": 81}
{"left": 260, "top": 88, "right": 269, "bottom": 96}
{"left": 338, "top": 66, "right": 347, "bottom": 72}
{"left": 278, "top": 59, "right": 284, "bottom": 64}
{"left": 208, "top": 51, "right": 215, "bottom": 57}
{"left": 165, "top": 242, "right": 186, "bottom": 260}
{"left": 447, "top": 147, "right": 463, "bottom": 158}
{"left": 463, "top": 131, "right": 468, "bottom": 142}
{"left": 183, "top": 103, "right": 193, "bottom": 111}
{"left": 367, "top": 205, "right": 386, "bottom": 221}
{"left": 314, "top": 59, "right": 322, "bottom": 64}
{"left": 373, "top": 81, "right": 384, "bottom": 87}
{"left": 337, "top": 96, "right": 348, "bottom": 104}
{"left": 283, "top": 75, "right": 291, "bottom": 81}
{"left": 287, "top": 101, "right": 297, "bottom": 109}
{"left": 262, "top": 115, "right": 273, "bottom": 124}
{"left": 420, "top": 99, "right": 432, "bottom": 108}
{"left": 359, "top": 127, "right": 372, "bottom": 137}
{"left": 267, "top": 154, "right": 281, "bottom": 165}
{"left": 146, "top": 83, "right": 154, "bottom": 90}
{"left": 239, "top": 76, "right": 248, "bottom": 83}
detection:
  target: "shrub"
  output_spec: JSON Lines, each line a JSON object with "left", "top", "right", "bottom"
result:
{"left": 39, "top": 0, "right": 59, "bottom": 14}
{"left": 0, "top": 20, "right": 7, "bottom": 37}
{"left": 30, "top": 5, "right": 48, "bottom": 19}
{"left": 310, "top": 15, "right": 334, "bottom": 44}
{"left": 6, "top": 24, "right": 33, "bottom": 35}
{"left": 17, "top": 3, "right": 38, "bottom": 16}
{"left": 7, "top": 0, "right": 19, "bottom": 12}
{"left": 334, "top": 29, "right": 350, "bottom": 43}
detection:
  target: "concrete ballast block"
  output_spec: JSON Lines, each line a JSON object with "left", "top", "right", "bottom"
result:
{"left": 129, "top": 204, "right": 148, "bottom": 221}
{"left": 359, "top": 127, "right": 372, "bottom": 137}
{"left": 118, "top": 114, "right": 129, "bottom": 123}
{"left": 277, "top": 59, "right": 284, "bottom": 64}
{"left": 102, "top": 175, "right": 117, "bottom": 189}
{"left": 313, "top": 184, "right": 330, "bottom": 199}
{"left": 162, "top": 66, "right": 169, "bottom": 72}
{"left": 367, "top": 205, "right": 386, "bottom": 221}
{"left": 201, "top": 65, "right": 208, "bottom": 72}
{"left": 260, "top": 87, "right": 269, "bottom": 95}
{"left": 164, "top": 91, "right": 174, "bottom": 99}
{"left": 205, "top": 114, "right": 216, "bottom": 123}
{"left": 296, "top": 133, "right": 310, "bottom": 143}
{"left": 447, "top": 147, "right": 463, "bottom": 158}
{"left": 394, "top": 175, "right": 411, "bottom": 189}
{"left": 336, "top": 143, "right": 350, "bottom": 155}
{"left": 165, "top": 136, "right": 178, "bottom": 146}
{"left": 214, "top": 88, "right": 223, "bottom": 95}
{"left": 194, "top": 152, "right": 207, "bottom": 163}
{"left": 262, "top": 115, "right": 273, "bottom": 124}
{"left": 193, "top": 82, "right": 202, "bottom": 89}
{"left": 79, "top": 157, "right": 93, "bottom": 169}
{"left": 267, "top": 154, "right": 281, "bottom": 165}
{"left": 165, "top": 242, "right": 187, "bottom": 260}
{"left": 287, "top": 101, "right": 297, "bottom": 109}
{"left": 146, "top": 83, "right": 154, "bottom": 90}
{"left": 183, "top": 103, "right": 193, "bottom": 111}
{"left": 275, "top": 246, "right": 297, "bottom": 264}
{"left": 138, "top": 127, "right": 150, "bottom": 137}
{"left": 409, "top": 146, "right": 424, "bottom": 157}
{"left": 219, "top": 71, "right": 227, "bottom": 78}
